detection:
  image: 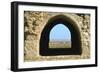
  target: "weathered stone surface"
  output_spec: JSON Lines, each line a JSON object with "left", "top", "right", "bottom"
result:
{"left": 24, "top": 11, "right": 90, "bottom": 61}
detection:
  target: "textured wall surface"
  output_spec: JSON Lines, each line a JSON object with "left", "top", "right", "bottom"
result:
{"left": 24, "top": 11, "right": 90, "bottom": 61}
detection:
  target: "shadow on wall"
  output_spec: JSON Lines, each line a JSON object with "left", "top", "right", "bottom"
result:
{"left": 40, "top": 15, "right": 82, "bottom": 56}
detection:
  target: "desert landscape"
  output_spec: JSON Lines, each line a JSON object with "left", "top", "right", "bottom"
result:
{"left": 49, "top": 40, "right": 71, "bottom": 48}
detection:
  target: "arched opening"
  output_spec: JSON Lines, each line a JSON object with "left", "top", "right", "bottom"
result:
{"left": 49, "top": 24, "right": 71, "bottom": 48}
{"left": 40, "top": 15, "right": 82, "bottom": 56}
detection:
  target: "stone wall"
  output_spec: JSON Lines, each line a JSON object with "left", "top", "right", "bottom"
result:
{"left": 24, "top": 11, "right": 90, "bottom": 61}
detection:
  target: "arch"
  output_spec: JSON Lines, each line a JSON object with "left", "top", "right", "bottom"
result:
{"left": 49, "top": 24, "right": 71, "bottom": 48}
{"left": 49, "top": 24, "right": 71, "bottom": 41}
{"left": 40, "top": 15, "right": 82, "bottom": 56}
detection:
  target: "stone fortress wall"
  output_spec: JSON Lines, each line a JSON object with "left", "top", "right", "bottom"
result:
{"left": 24, "top": 11, "right": 90, "bottom": 61}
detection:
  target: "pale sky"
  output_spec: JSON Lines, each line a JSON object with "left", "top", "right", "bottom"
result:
{"left": 50, "top": 24, "right": 71, "bottom": 41}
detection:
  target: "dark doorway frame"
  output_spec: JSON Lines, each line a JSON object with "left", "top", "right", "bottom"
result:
{"left": 40, "top": 15, "right": 82, "bottom": 56}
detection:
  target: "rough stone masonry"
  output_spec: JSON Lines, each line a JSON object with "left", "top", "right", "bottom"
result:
{"left": 24, "top": 11, "right": 90, "bottom": 61}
